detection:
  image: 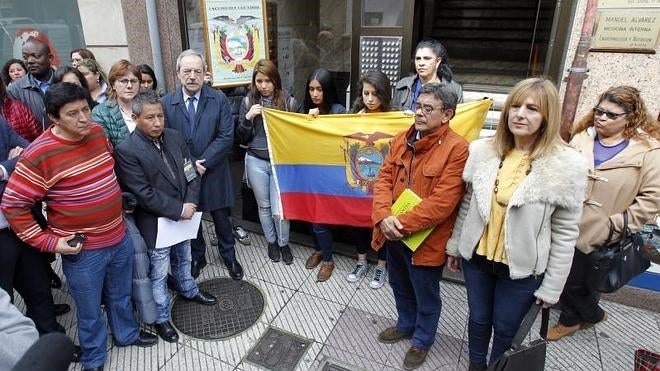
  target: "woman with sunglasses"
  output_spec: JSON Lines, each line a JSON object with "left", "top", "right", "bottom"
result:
{"left": 547, "top": 86, "right": 660, "bottom": 341}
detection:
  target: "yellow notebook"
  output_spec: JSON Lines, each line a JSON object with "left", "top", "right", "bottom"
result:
{"left": 391, "top": 188, "right": 434, "bottom": 251}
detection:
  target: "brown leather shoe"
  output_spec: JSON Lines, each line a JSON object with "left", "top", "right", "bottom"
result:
{"left": 305, "top": 252, "right": 322, "bottom": 269}
{"left": 546, "top": 322, "right": 580, "bottom": 341}
{"left": 316, "top": 261, "right": 334, "bottom": 282}
{"left": 377, "top": 326, "right": 412, "bottom": 344}
{"left": 403, "top": 346, "right": 428, "bottom": 370}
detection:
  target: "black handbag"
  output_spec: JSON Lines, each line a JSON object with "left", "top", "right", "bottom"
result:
{"left": 488, "top": 303, "right": 549, "bottom": 371}
{"left": 587, "top": 211, "right": 651, "bottom": 293}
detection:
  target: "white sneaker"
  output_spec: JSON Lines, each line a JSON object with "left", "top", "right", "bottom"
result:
{"left": 369, "top": 267, "right": 387, "bottom": 289}
{"left": 346, "top": 262, "right": 368, "bottom": 282}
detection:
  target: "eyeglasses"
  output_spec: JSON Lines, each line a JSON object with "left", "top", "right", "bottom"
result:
{"left": 117, "top": 78, "right": 140, "bottom": 86}
{"left": 414, "top": 103, "right": 444, "bottom": 115}
{"left": 593, "top": 107, "right": 627, "bottom": 120}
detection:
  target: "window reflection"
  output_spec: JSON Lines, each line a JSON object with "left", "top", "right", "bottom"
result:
{"left": 0, "top": 0, "right": 85, "bottom": 68}
{"left": 361, "top": 0, "right": 403, "bottom": 27}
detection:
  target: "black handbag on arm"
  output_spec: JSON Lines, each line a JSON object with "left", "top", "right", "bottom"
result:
{"left": 488, "top": 303, "right": 549, "bottom": 371}
{"left": 587, "top": 211, "right": 651, "bottom": 293}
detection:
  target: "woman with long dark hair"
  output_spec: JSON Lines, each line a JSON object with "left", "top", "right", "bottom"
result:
{"left": 300, "top": 68, "right": 345, "bottom": 282}
{"left": 393, "top": 39, "right": 462, "bottom": 110}
{"left": 344, "top": 70, "right": 392, "bottom": 288}
{"left": 237, "top": 59, "right": 300, "bottom": 265}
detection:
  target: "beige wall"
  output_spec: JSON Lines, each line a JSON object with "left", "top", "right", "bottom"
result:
{"left": 77, "top": 0, "right": 183, "bottom": 91}
{"left": 559, "top": 0, "right": 660, "bottom": 124}
{"left": 76, "top": 0, "right": 130, "bottom": 74}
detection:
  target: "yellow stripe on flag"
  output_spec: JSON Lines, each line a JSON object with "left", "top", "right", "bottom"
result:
{"left": 263, "top": 99, "right": 492, "bottom": 165}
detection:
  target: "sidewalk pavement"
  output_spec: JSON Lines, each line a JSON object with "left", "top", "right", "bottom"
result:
{"left": 21, "top": 221, "right": 659, "bottom": 371}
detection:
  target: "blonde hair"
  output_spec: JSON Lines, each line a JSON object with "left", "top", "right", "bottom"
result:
{"left": 494, "top": 77, "right": 564, "bottom": 159}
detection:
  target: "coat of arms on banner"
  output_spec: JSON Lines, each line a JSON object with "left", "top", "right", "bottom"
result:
{"left": 202, "top": 0, "right": 268, "bottom": 87}
{"left": 210, "top": 16, "right": 261, "bottom": 74}
{"left": 343, "top": 132, "right": 393, "bottom": 194}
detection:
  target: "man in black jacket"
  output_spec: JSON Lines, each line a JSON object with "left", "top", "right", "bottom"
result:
{"left": 114, "top": 91, "right": 217, "bottom": 343}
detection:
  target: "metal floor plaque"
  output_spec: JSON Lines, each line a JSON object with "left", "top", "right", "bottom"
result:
{"left": 319, "top": 361, "right": 355, "bottom": 371}
{"left": 171, "top": 278, "right": 264, "bottom": 340}
{"left": 246, "top": 328, "right": 312, "bottom": 371}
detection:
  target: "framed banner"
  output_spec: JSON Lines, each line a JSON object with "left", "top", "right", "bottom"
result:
{"left": 201, "top": 0, "right": 269, "bottom": 87}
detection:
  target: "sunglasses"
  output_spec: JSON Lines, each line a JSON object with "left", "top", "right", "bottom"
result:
{"left": 593, "top": 107, "right": 628, "bottom": 120}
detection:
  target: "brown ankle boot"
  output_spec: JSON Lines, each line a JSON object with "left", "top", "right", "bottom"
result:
{"left": 547, "top": 322, "right": 580, "bottom": 341}
{"left": 316, "top": 261, "right": 335, "bottom": 282}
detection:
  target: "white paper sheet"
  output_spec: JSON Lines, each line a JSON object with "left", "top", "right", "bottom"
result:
{"left": 155, "top": 212, "right": 202, "bottom": 249}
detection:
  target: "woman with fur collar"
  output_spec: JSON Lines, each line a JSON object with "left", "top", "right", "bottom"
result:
{"left": 446, "top": 77, "right": 588, "bottom": 370}
{"left": 548, "top": 86, "right": 660, "bottom": 341}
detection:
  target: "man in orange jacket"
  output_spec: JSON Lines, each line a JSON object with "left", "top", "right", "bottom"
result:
{"left": 372, "top": 83, "right": 468, "bottom": 370}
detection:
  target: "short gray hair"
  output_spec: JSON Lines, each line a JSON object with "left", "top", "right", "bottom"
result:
{"left": 419, "top": 82, "right": 458, "bottom": 118}
{"left": 175, "top": 49, "right": 206, "bottom": 73}
{"left": 132, "top": 90, "right": 161, "bottom": 116}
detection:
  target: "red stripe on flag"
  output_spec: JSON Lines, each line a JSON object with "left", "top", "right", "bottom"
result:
{"left": 281, "top": 192, "right": 373, "bottom": 227}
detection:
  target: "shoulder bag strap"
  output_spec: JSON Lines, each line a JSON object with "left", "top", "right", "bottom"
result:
{"left": 510, "top": 303, "right": 550, "bottom": 350}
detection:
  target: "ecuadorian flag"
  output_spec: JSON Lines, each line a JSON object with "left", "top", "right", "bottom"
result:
{"left": 262, "top": 99, "right": 492, "bottom": 227}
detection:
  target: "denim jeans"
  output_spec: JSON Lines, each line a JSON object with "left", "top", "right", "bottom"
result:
{"left": 462, "top": 256, "right": 543, "bottom": 366}
{"left": 245, "top": 154, "right": 289, "bottom": 246}
{"left": 311, "top": 223, "right": 333, "bottom": 261}
{"left": 148, "top": 240, "right": 199, "bottom": 324}
{"left": 61, "top": 234, "right": 139, "bottom": 369}
{"left": 386, "top": 241, "right": 444, "bottom": 349}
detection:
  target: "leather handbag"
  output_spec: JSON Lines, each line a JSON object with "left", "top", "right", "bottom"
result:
{"left": 587, "top": 211, "right": 651, "bottom": 293}
{"left": 488, "top": 303, "right": 549, "bottom": 371}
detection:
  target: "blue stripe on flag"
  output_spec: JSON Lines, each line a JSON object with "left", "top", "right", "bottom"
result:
{"left": 275, "top": 164, "right": 373, "bottom": 198}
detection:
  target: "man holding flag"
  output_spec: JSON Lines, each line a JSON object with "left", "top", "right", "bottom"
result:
{"left": 371, "top": 83, "right": 468, "bottom": 370}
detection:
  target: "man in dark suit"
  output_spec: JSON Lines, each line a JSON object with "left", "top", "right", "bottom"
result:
{"left": 162, "top": 49, "right": 243, "bottom": 280}
{"left": 114, "top": 91, "right": 217, "bottom": 343}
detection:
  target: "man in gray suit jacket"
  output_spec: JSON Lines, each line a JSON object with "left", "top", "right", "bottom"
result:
{"left": 161, "top": 50, "right": 243, "bottom": 280}
{"left": 115, "top": 91, "right": 218, "bottom": 343}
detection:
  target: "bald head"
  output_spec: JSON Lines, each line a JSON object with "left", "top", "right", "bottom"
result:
{"left": 22, "top": 38, "right": 53, "bottom": 80}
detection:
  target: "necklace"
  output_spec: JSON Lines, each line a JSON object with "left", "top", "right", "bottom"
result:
{"left": 493, "top": 155, "right": 532, "bottom": 194}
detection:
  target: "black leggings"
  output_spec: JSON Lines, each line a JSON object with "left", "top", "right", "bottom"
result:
{"left": 558, "top": 249, "right": 606, "bottom": 326}
{"left": 354, "top": 227, "right": 386, "bottom": 261}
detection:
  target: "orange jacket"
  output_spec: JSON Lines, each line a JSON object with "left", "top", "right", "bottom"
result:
{"left": 371, "top": 124, "right": 468, "bottom": 266}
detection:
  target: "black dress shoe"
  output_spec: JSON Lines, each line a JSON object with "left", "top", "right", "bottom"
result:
{"left": 185, "top": 290, "right": 217, "bottom": 305}
{"left": 132, "top": 330, "right": 158, "bottom": 347}
{"left": 155, "top": 321, "right": 179, "bottom": 343}
{"left": 72, "top": 344, "right": 81, "bottom": 363}
{"left": 191, "top": 259, "right": 208, "bottom": 279}
{"left": 54, "top": 303, "right": 70, "bottom": 316}
{"left": 226, "top": 260, "right": 244, "bottom": 280}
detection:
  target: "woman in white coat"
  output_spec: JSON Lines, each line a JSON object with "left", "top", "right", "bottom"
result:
{"left": 446, "top": 77, "right": 588, "bottom": 370}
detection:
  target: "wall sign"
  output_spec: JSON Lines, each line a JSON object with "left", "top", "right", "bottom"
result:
{"left": 592, "top": 2, "right": 660, "bottom": 53}
{"left": 201, "top": 0, "right": 268, "bottom": 87}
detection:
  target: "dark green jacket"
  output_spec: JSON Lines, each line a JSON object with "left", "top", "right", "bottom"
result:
{"left": 92, "top": 100, "right": 128, "bottom": 147}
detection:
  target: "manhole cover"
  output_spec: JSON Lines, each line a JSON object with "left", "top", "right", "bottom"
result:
{"left": 171, "top": 278, "right": 264, "bottom": 340}
{"left": 246, "top": 328, "right": 312, "bottom": 371}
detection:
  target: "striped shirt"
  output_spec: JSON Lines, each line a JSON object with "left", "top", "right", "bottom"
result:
{"left": 1, "top": 124, "right": 125, "bottom": 252}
